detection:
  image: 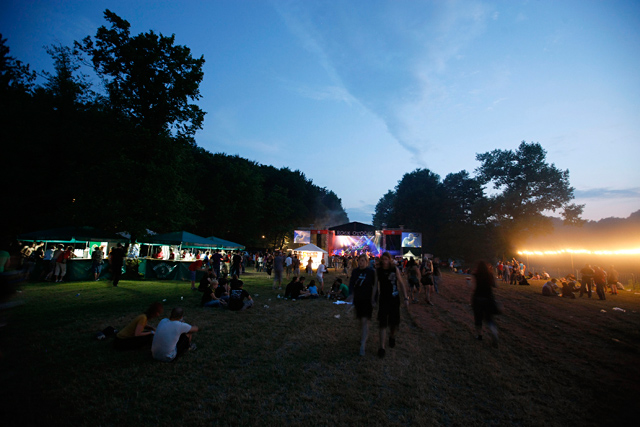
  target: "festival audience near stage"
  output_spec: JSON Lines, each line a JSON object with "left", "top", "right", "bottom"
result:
{"left": 114, "top": 302, "right": 163, "bottom": 350}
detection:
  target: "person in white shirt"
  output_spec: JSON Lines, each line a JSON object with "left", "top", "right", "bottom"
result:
{"left": 151, "top": 307, "right": 199, "bottom": 362}
{"left": 316, "top": 258, "right": 328, "bottom": 295}
{"left": 285, "top": 253, "right": 293, "bottom": 279}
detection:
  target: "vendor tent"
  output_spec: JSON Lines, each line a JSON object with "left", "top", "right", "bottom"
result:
{"left": 403, "top": 250, "right": 419, "bottom": 260}
{"left": 17, "top": 226, "right": 123, "bottom": 243}
{"left": 144, "top": 231, "right": 218, "bottom": 249}
{"left": 205, "top": 236, "right": 245, "bottom": 251}
{"left": 294, "top": 243, "right": 328, "bottom": 253}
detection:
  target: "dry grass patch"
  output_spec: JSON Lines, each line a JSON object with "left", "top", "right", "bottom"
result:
{"left": 1, "top": 271, "right": 639, "bottom": 426}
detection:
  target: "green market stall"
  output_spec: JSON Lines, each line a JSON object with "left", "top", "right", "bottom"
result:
{"left": 139, "top": 231, "right": 225, "bottom": 280}
{"left": 17, "top": 226, "right": 126, "bottom": 281}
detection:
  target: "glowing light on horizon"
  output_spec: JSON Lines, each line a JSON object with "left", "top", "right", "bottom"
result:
{"left": 517, "top": 248, "right": 640, "bottom": 256}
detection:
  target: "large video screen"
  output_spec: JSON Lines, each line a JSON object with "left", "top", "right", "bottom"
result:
{"left": 401, "top": 232, "right": 422, "bottom": 248}
{"left": 294, "top": 230, "right": 311, "bottom": 244}
{"left": 331, "top": 235, "right": 381, "bottom": 257}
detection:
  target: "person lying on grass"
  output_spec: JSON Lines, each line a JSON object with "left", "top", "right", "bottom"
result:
{"left": 114, "top": 302, "right": 164, "bottom": 350}
{"left": 151, "top": 307, "right": 198, "bottom": 362}
{"left": 201, "top": 280, "right": 228, "bottom": 308}
{"left": 228, "top": 281, "right": 253, "bottom": 311}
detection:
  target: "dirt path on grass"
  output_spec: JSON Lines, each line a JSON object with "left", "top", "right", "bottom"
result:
{"left": 407, "top": 272, "right": 640, "bottom": 425}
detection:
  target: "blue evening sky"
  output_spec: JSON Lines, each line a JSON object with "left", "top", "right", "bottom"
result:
{"left": 2, "top": 0, "right": 639, "bottom": 223}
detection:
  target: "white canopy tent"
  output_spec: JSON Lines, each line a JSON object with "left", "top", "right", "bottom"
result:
{"left": 293, "top": 243, "right": 328, "bottom": 270}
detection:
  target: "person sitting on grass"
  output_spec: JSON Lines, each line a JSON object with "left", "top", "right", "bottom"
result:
{"left": 542, "top": 278, "right": 560, "bottom": 296}
{"left": 114, "top": 302, "right": 164, "bottom": 350}
{"left": 299, "top": 279, "right": 319, "bottom": 299}
{"left": 198, "top": 269, "right": 217, "bottom": 291}
{"left": 229, "top": 274, "right": 243, "bottom": 290}
{"left": 306, "top": 280, "right": 319, "bottom": 298}
{"left": 329, "top": 278, "right": 349, "bottom": 300}
{"left": 151, "top": 307, "right": 198, "bottom": 362}
{"left": 201, "top": 280, "right": 227, "bottom": 308}
{"left": 284, "top": 276, "right": 305, "bottom": 299}
{"left": 215, "top": 276, "right": 230, "bottom": 303}
{"left": 560, "top": 280, "right": 577, "bottom": 299}
{"left": 228, "top": 281, "right": 254, "bottom": 311}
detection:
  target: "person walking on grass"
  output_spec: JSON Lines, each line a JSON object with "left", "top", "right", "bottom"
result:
{"left": 607, "top": 265, "right": 619, "bottom": 295}
{"left": 151, "top": 307, "right": 198, "bottom": 362}
{"left": 376, "top": 252, "right": 409, "bottom": 358}
{"left": 472, "top": 261, "right": 499, "bottom": 346}
{"left": 420, "top": 256, "right": 435, "bottom": 305}
{"left": 109, "top": 243, "right": 127, "bottom": 287}
{"left": 316, "top": 258, "right": 328, "bottom": 295}
{"left": 348, "top": 254, "right": 377, "bottom": 356}
{"left": 406, "top": 257, "right": 421, "bottom": 303}
{"left": 272, "top": 251, "right": 284, "bottom": 290}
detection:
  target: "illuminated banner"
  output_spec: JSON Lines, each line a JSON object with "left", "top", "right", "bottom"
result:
{"left": 382, "top": 230, "right": 402, "bottom": 235}
{"left": 401, "top": 232, "right": 422, "bottom": 248}
{"left": 311, "top": 230, "right": 328, "bottom": 234}
{"left": 335, "top": 230, "right": 375, "bottom": 236}
{"left": 293, "top": 230, "right": 311, "bottom": 244}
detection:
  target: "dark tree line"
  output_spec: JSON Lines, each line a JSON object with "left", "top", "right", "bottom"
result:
{"left": 1, "top": 10, "right": 348, "bottom": 248}
{"left": 373, "top": 142, "right": 584, "bottom": 262}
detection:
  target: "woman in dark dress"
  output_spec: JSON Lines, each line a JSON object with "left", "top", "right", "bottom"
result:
{"left": 472, "top": 261, "right": 499, "bottom": 345}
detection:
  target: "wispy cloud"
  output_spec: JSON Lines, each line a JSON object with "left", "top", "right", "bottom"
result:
{"left": 575, "top": 187, "right": 640, "bottom": 199}
{"left": 274, "top": 1, "right": 496, "bottom": 168}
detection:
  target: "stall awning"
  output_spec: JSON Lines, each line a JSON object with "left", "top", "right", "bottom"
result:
{"left": 17, "top": 226, "right": 124, "bottom": 243}
{"left": 143, "top": 231, "right": 219, "bottom": 249}
{"left": 205, "top": 236, "right": 245, "bottom": 251}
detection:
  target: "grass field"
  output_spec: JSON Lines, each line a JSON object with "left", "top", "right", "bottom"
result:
{"left": 1, "top": 269, "right": 639, "bottom": 426}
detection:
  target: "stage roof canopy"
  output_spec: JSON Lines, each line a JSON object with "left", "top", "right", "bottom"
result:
{"left": 328, "top": 221, "right": 376, "bottom": 232}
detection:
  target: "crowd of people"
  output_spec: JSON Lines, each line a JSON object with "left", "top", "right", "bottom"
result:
{"left": 3, "top": 237, "right": 634, "bottom": 363}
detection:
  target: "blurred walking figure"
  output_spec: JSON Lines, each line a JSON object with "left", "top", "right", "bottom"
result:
{"left": 376, "top": 252, "right": 409, "bottom": 358}
{"left": 472, "top": 261, "right": 499, "bottom": 345}
{"left": 593, "top": 266, "right": 607, "bottom": 300}
{"left": 607, "top": 265, "right": 619, "bottom": 295}
{"left": 579, "top": 264, "right": 594, "bottom": 298}
{"left": 347, "top": 254, "right": 376, "bottom": 356}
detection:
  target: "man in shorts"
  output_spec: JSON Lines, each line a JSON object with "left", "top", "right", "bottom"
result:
{"left": 348, "top": 254, "right": 377, "bottom": 356}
